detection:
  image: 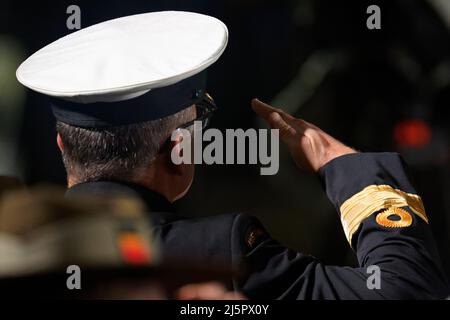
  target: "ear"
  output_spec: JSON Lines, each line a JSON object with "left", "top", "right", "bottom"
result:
{"left": 166, "top": 137, "right": 187, "bottom": 176}
{"left": 56, "top": 133, "right": 64, "bottom": 152}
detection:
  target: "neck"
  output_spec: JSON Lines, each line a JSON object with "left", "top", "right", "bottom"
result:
{"left": 66, "top": 180, "right": 174, "bottom": 213}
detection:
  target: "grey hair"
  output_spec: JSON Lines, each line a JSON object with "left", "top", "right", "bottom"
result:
{"left": 56, "top": 107, "right": 194, "bottom": 184}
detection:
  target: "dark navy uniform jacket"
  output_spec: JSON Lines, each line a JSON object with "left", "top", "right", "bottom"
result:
{"left": 66, "top": 153, "right": 449, "bottom": 299}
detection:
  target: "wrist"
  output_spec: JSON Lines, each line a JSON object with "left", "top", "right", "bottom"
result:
{"left": 320, "top": 146, "right": 357, "bottom": 172}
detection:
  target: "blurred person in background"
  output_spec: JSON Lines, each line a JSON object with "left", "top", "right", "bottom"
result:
{"left": 0, "top": 185, "right": 239, "bottom": 299}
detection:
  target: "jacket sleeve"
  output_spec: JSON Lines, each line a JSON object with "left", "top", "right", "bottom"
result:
{"left": 234, "top": 152, "right": 449, "bottom": 299}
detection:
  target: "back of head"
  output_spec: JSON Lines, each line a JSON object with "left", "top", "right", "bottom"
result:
{"left": 56, "top": 108, "right": 193, "bottom": 185}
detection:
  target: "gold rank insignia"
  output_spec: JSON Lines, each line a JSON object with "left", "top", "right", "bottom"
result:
{"left": 375, "top": 207, "right": 413, "bottom": 228}
{"left": 339, "top": 184, "right": 428, "bottom": 245}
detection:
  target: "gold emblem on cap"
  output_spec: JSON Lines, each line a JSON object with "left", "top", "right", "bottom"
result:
{"left": 376, "top": 207, "right": 413, "bottom": 228}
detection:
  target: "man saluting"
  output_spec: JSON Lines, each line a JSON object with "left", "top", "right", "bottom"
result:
{"left": 16, "top": 11, "right": 448, "bottom": 299}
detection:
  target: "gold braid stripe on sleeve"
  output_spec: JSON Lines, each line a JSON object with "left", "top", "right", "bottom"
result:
{"left": 339, "top": 184, "right": 428, "bottom": 245}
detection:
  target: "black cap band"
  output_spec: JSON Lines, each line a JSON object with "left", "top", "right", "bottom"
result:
{"left": 50, "top": 71, "right": 207, "bottom": 128}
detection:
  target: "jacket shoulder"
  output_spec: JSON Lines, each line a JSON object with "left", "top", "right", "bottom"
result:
{"left": 152, "top": 212, "right": 269, "bottom": 267}
{"left": 152, "top": 212, "right": 240, "bottom": 262}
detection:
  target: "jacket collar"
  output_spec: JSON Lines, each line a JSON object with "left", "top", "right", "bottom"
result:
{"left": 65, "top": 180, "right": 175, "bottom": 213}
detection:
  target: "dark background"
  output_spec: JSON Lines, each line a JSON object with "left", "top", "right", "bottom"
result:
{"left": 1, "top": 0, "right": 449, "bottom": 279}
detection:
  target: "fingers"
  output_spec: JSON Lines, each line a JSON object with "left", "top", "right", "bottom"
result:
{"left": 268, "top": 112, "right": 297, "bottom": 140}
{"left": 251, "top": 98, "right": 276, "bottom": 121}
{"left": 251, "top": 98, "right": 293, "bottom": 121}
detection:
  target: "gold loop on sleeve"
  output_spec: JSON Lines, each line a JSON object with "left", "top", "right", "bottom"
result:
{"left": 339, "top": 185, "right": 428, "bottom": 245}
{"left": 375, "top": 207, "right": 413, "bottom": 228}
